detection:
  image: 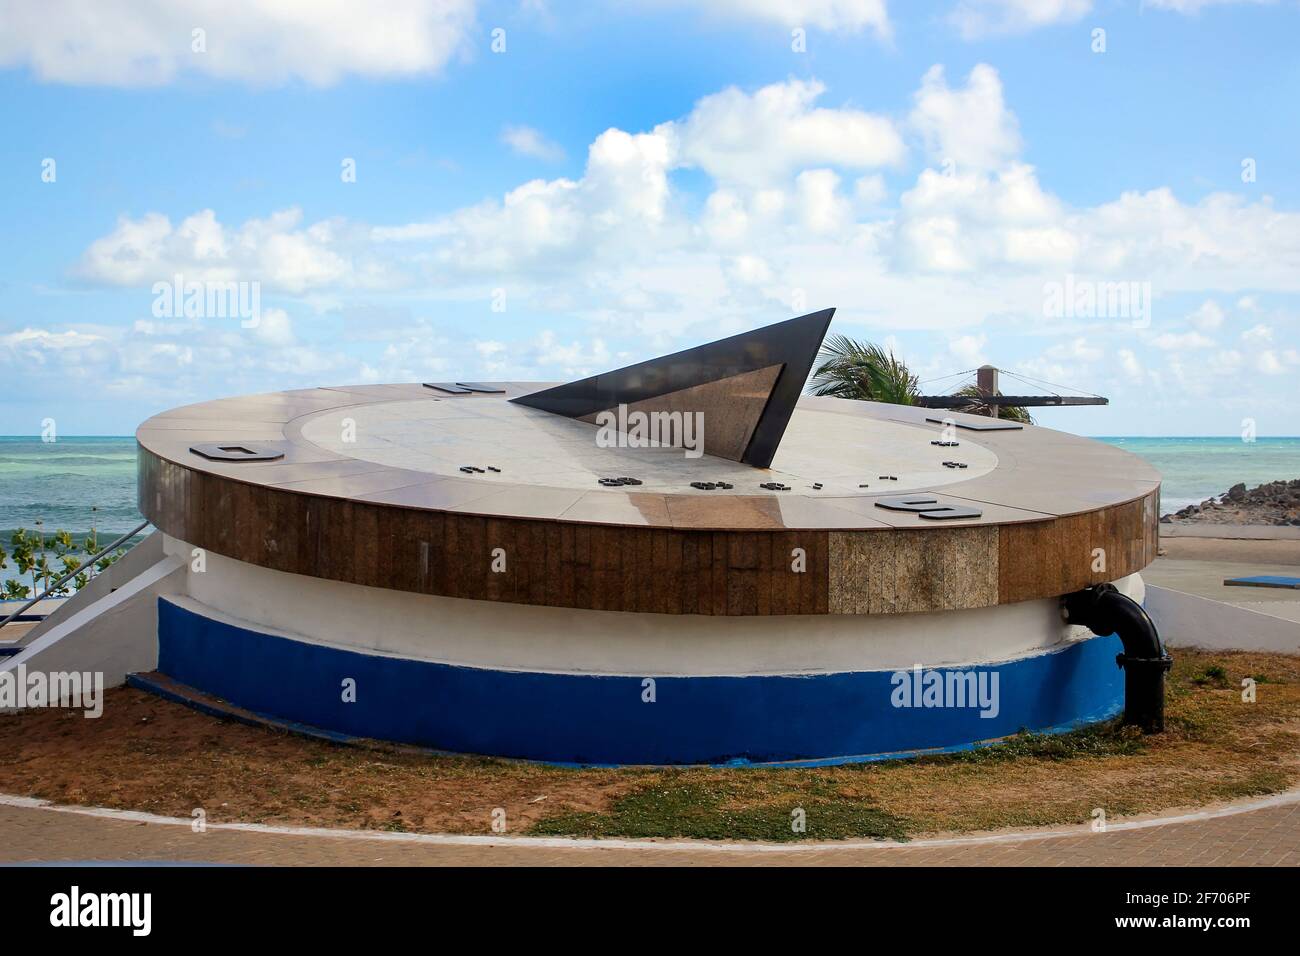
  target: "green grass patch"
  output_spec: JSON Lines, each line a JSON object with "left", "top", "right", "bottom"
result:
{"left": 528, "top": 723, "right": 1156, "bottom": 840}
{"left": 916, "top": 720, "right": 1147, "bottom": 764}
{"left": 529, "top": 780, "right": 910, "bottom": 842}
{"left": 1191, "top": 664, "right": 1230, "bottom": 688}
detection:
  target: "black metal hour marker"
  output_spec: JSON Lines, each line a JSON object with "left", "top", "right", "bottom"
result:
{"left": 874, "top": 494, "right": 982, "bottom": 520}
{"left": 425, "top": 382, "right": 506, "bottom": 394}
{"left": 690, "top": 481, "right": 735, "bottom": 491}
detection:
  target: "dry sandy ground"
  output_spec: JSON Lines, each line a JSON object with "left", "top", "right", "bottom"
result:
{"left": 0, "top": 649, "right": 1297, "bottom": 842}
{"left": 1157, "top": 535, "right": 1300, "bottom": 565}
{"left": 2, "top": 529, "right": 1297, "bottom": 843}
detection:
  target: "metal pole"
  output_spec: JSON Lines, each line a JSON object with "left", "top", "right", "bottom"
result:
{"left": 977, "top": 365, "right": 999, "bottom": 418}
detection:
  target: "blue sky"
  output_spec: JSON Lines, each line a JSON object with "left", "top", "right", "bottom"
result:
{"left": 1, "top": 0, "right": 1298, "bottom": 436}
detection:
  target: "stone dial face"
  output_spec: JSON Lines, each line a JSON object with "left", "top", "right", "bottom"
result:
{"left": 298, "top": 397, "right": 1000, "bottom": 498}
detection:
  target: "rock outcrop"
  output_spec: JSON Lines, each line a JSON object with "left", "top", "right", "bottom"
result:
{"left": 1160, "top": 479, "right": 1300, "bottom": 526}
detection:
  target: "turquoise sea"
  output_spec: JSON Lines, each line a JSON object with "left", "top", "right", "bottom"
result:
{"left": 0, "top": 437, "right": 143, "bottom": 594}
{"left": 2, "top": 435, "right": 1299, "bottom": 591}
{"left": 1094, "top": 437, "right": 1300, "bottom": 511}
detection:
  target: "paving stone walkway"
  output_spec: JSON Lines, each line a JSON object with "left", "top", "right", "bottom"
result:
{"left": 2, "top": 791, "right": 1298, "bottom": 866}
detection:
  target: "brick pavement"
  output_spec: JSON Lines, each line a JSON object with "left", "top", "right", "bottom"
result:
{"left": 1, "top": 791, "right": 1297, "bottom": 866}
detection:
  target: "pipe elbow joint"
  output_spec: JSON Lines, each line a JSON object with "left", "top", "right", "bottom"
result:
{"left": 1063, "top": 582, "right": 1168, "bottom": 662}
{"left": 1063, "top": 582, "right": 1172, "bottom": 733}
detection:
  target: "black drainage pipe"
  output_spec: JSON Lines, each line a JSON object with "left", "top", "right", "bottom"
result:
{"left": 1062, "top": 583, "right": 1173, "bottom": 733}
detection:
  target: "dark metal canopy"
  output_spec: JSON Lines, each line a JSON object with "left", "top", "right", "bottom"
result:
{"left": 915, "top": 395, "right": 1108, "bottom": 408}
{"left": 511, "top": 309, "right": 834, "bottom": 469}
{"left": 914, "top": 365, "right": 1108, "bottom": 419}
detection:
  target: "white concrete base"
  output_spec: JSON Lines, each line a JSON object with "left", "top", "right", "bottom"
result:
{"left": 1, "top": 536, "right": 185, "bottom": 705}
{"left": 20, "top": 531, "right": 165, "bottom": 644}
{"left": 165, "top": 534, "right": 1146, "bottom": 676}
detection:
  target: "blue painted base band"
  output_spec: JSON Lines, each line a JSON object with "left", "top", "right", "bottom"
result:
{"left": 157, "top": 597, "right": 1125, "bottom": 766}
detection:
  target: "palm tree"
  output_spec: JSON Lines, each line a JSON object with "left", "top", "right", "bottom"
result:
{"left": 808, "top": 334, "right": 1033, "bottom": 422}
{"left": 808, "top": 334, "right": 918, "bottom": 404}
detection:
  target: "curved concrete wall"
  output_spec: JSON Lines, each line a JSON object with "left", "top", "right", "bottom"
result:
{"left": 157, "top": 596, "right": 1125, "bottom": 765}
{"left": 155, "top": 535, "right": 1139, "bottom": 763}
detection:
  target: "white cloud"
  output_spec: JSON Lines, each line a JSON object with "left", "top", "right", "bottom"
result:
{"left": 1009, "top": 356, "right": 1093, "bottom": 391}
{"left": 725, "top": 254, "right": 775, "bottom": 285}
{"left": 910, "top": 65, "right": 1022, "bottom": 172}
{"left": 502, "top": 125, "right": 566, "bottom": 163}
{"left": 949, "top": 0, "right": 1092, "bottom": 39}
{"left": 0, "top": 0, "right": 478, "bottom": 87}
{"left": 1149, "top": 331, "right": 1217, "bottom": 350}
{"left": 1045, "top": 336, "right": 1104, "bottom": 362}
{"left": 67, "top": 64, "right": 1300, "bottom": 361}
{"left": 853, "top": 174, "right": 888, "bottom": 205}
{"left": 395, "top": 125, "right": 675, "bottom": 277}
{"left": 1241, "top": 323, "right": 1273, "bottom": 345}
{"left": 947, "top": 333, "right": 988, "bottom": 366}
{"left": 252, "top": 307, "right": 296, "bottom": 347}
{"left": 701, "top": 190, "right": 753, "bottom": 246}
{"left": 1256, "top": 349, "right": 1284, "bottom": 374}
{"left": 77, "top": 208, "right": 384, "bottom": 293}
{"left": 1117, "top": 348, "right": 1144, "bottom": 380}
{"left": 0, "top": 311, "right": 350, "bottom": 403}
{"left": 667, "top": 79, "right": 905, "bottom": 187}
{"left": 1072, "top": 189, "right": 1300, "bottom": 290}
{"left": 366, "top": 78, "right": 905, "bottom": 283}
{"left": 1144, "top": 0, "right": 1273, "bottom": 13}
{"left": 1209, "top": 349, "right": 1243, "bottom": 371}
{"left": 0, "top": 327, "right": 110, "bottom": 368}
{"left": 1188, "top": 300, "right": 1225, "bottom": 330}
{"left": 659, "top": 0, "right": 892, "bottom": 38}
{"left": 794, "top": 169, "right": 851, "bottom": 234}
{"left": 370, "top": 327, "right": 613, "bottom": 383}
{"left": 532, "top": 330, "right": 613, "bottom": 374}
{"left": 895, "top": 163, "right": 1074, "bottom": 273}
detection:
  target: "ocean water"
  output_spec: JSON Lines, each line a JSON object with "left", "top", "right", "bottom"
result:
{"left": 1096, "top": 437, "right": 1300, "bottom": 512}
{"left": 0, "top": 437, "right": 143, "bottom": 594}
{"left": 0, "top": 436, "right": 142, "bottom": 539}
{"left": 2, "top": 435, "right": 1298, "bottom": 591}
